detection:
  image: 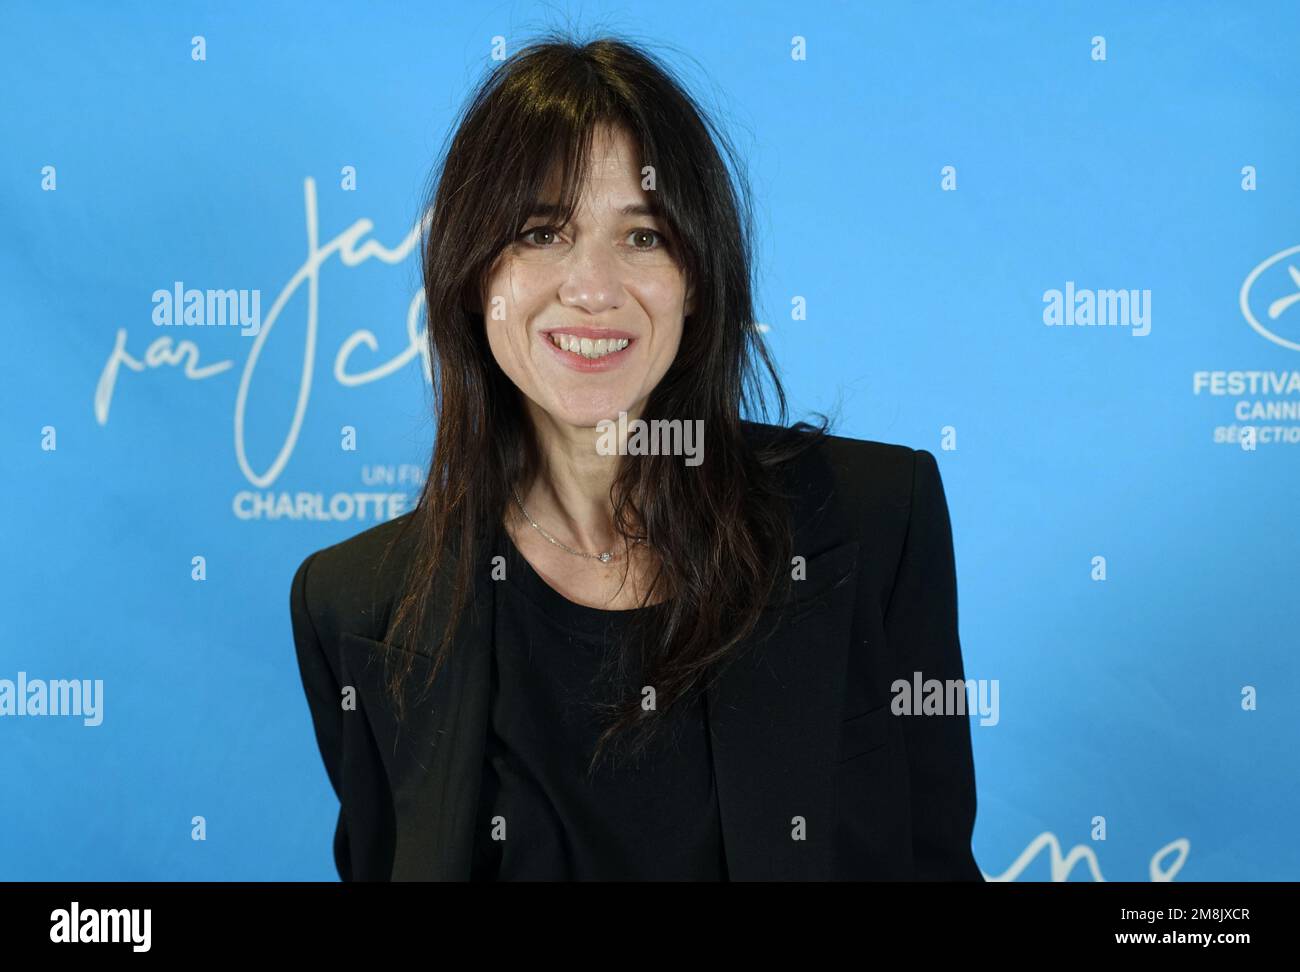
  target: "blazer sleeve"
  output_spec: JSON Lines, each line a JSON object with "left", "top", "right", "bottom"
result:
{"left": 883, "top": 449, "right": 983, "bottom": 880}
{"left": 289, "top": 551, "right": 352, "bottom": 881}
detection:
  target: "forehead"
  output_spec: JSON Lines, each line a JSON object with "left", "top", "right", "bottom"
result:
{"left": 585, "top": 128, "right": 638, "bottom": 174}
{"left": 530, "top": 126, "right": 661, "bottom": 218}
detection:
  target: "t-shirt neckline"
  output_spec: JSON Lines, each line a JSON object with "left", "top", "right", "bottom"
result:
{"left": 496, "top": 520, "right": 659, "bottom": 635}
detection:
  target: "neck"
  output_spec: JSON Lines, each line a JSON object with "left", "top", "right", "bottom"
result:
{"left": 517, "top": 402, "right": 641, "bottom": 554}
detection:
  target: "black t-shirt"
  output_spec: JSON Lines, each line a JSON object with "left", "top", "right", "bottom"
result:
{"left": 470, "top": 524, "right": 727, "bottom": 881}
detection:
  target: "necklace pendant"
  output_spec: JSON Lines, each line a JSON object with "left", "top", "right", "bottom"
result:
{"left": 598, "top": 552, "right": 612, "bottom": 563}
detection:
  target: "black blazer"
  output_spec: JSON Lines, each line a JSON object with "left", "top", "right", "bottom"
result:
{"left": 289, "top": 424, "right": 983, "bottom": 881}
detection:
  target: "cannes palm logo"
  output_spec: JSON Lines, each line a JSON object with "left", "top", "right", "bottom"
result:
{"left": 1191, "top": 244, "right": 1300, "bottom": 449}
{"left": 1240, "top": 243, "right": 1300, "bottom": 352}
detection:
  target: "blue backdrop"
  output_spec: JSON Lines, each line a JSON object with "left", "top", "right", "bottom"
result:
{"left": 2, "top": 0, "right": 1297, "bottom": 881}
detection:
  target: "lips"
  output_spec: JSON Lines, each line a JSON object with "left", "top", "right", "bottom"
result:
{"left": 540, "top": 327, "right": 637, "bottom": 372}
{"left": 541, "top": 325, "right": 637, "bottom": 340}
{"left": 548, "top": 332, "right": 630, "bottom": 358}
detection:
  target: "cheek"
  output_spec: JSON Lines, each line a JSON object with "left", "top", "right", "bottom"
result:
{"left": 645, "top": 282, "right": 687, "bottom": 350}
{"left": 481, "top": 265, "right": 536, "bottom": 363}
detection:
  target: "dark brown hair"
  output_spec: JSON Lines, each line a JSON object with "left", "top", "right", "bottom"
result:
{"left": 383, "top": 30, "right": 833, "bottom": 773}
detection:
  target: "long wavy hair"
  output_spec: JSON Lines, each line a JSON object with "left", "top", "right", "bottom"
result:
{"left": 382, "top": 31, "right": 833, "bottom": 774}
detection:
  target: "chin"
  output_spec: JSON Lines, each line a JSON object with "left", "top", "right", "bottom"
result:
{"left": 544, "top": 393, "right": 645, "bottom": 432}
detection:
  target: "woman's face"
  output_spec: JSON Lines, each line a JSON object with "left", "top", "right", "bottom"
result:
{"left": 481, "top": 125, "right": 693, "bottom": 432}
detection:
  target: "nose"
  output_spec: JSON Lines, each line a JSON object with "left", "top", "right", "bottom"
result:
{"left": 556, "top": 239, "right": 624, "bottom": 315}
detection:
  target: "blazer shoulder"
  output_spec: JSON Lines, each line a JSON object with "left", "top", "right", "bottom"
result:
{"left": 744, "top": 419, "right": 913, "bottom": 488}
{"left": 797, "top": 435, "right": 954, "bottom": 617}
{"left": 781, "top": 428, "right": 930, "bottom": 541}
{"left": 291, "top": 512, "right": 418, "bottom": 643}
{"left": 820, "top": 432, "right": 919, "bottom": 492}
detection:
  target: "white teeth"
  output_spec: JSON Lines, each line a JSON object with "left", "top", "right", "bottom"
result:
{"left": 548, "top": 333, "right": 631, "bottom": 359}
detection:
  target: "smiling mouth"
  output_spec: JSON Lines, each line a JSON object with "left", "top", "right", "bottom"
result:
{"left": 546, "top": 332, "right": 633, "bottom": 360}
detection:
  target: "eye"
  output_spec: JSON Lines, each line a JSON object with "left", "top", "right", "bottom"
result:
{"left": 628, "top": 228, "right": 668, "bottom": 250}
{"left": 518, "top": 225, "right": 561, "bottom": 247}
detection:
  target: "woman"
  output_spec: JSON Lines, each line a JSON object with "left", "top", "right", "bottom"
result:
{"left": 290, "top": 33, "right": 982, "bottom": 882}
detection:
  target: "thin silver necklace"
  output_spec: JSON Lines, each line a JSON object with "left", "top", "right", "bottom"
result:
{"left": 511, "top": 487, "right": 645, "bottom": 564}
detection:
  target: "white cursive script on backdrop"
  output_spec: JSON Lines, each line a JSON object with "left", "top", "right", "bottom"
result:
{"left": 982, "top": 831, "right": 1190, "bottom": 882}
{"left": 94, "top": 177, "right": 431, "bottom": 487}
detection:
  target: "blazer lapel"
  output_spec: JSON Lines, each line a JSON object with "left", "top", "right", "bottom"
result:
{"left": 398, "top": 573, "right": 493, "bottom": 880}
{"left": 705, "top": 538, "right": 860, "bottom": 880}
{"left": 360, "top": 544, "right": 494, "bottom": 882}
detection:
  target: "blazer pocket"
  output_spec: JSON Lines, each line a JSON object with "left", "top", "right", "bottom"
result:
{"left": 839, "top": 701, "right": 893, "bottom": 763}
{"left": 337, "top": 632, "right": 441, "bottom": 717}
{"left": 339, "top": 631, "right": 433, "bottom": 665}
{"left": 336, "top": 632, "right": 443, "bottom": 793}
